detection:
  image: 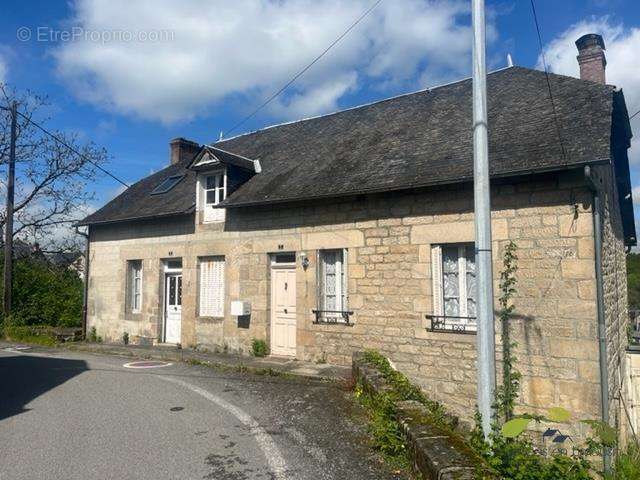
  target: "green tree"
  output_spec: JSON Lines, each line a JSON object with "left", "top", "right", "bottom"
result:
{"left": 1, "top": 255, "right": 83, "bottom": 328}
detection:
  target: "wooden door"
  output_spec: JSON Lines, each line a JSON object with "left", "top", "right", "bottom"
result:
{"left": 270, "top": 267, "right": 296, "bottom": 356}
{"left": 164, "top": 274, "right": 182, "bottom": 344}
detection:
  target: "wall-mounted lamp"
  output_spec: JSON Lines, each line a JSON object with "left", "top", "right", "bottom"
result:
{"left": 300, "top": 252, "right": 310, "bottom": 270}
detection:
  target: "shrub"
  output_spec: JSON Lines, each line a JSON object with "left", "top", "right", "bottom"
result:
{"left": 88, "top": 326, "right": 98, "bottom": 343}
{"left": 7, "top": 257, "right": 83, "bottom": 328}
{"left": 251, "top": 338, "right": 268, "bottom": 357}
{"left": 122, "top": 331, "right": 129, "bottom": 345}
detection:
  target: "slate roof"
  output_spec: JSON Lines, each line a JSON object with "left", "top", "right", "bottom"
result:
{"left": 80, "top": 66, "right": 619, "bottom": 226}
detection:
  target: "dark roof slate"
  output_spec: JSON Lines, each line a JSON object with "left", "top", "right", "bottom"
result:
{"left": 80, "top": 66, "right": 616, "bottom": 225}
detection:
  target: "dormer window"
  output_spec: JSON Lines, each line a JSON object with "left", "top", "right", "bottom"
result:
{"left": 199, "top": 171, "right": 226, "bottom": 223}
{"left": 204, "top": 173, "right": 226, "bottom": 207}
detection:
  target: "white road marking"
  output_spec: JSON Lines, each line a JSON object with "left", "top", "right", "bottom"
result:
{"left": 159, "top": 375, "right": 288, "bottom": 480}
{"left": 122, "top": 360, "right": 173, "bottom": 369}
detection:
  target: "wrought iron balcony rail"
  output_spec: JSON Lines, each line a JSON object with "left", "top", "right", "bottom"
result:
{"left": 312, "top": 309, "right": 354, "bottom": 325}
{"left": 425, "top": 314, "right": 477, "bottom": 334}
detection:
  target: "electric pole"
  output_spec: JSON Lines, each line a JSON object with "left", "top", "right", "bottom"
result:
{"left": 4, "top": 101, "right": 17, "bottom": 317}
{"left": 472, "top": 0, "right": 496, "bottom": 439}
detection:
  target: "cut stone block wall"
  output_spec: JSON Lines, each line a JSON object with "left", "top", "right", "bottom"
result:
{"left": 87, "top": 169, "right": 626, "bottom": 433}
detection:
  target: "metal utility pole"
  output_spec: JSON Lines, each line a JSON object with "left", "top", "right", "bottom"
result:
{"left": 472, "top": 0, "right": 496, "bottom": 439}
{"left": 3, "top": 101, "right": 17, "bottom": 317}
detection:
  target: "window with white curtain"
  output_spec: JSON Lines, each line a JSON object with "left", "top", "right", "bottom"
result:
{"left": 317, "top": 249, "right": 348, "bottom": 321}
{"left": 127, "top": 260, "right": 143, "bottom": 313}
{"left": 431, "top": 244, "right": 476, "bottom": 328}
{"left": 199, "top": 256, "right": 225, "bottom": 317}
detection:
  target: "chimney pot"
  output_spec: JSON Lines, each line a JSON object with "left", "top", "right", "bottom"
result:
{"left": 575, "top": 33, "right": 607, "bottom": 84}
{"left": 169, "top": 137, "right": 201, "bottom": 165}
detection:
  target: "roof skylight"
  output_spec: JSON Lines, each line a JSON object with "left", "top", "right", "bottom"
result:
{"left": 150, "top": 175, "right": 184, "bottom": 195}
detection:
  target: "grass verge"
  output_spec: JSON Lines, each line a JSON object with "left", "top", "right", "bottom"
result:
{"left": 1, "top": 325, "right": 58, "bottom": 346}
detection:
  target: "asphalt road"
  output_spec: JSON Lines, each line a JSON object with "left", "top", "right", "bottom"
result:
{"left": 0, "top": 347, "right": 400, "bottom": 480}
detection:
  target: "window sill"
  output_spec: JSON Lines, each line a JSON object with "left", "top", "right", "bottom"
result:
{"left": 197, "top": 315, "right": 225, "bottom": 323}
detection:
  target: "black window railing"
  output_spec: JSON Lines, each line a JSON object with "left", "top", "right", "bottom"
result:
{"left": 312, "top": 309, "right": 354, "bottom": 325}
{"left": 425, "top": 314, "right": 477, "bottom": 334}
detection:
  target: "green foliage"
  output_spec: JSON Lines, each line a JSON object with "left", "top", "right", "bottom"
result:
{"left": 495, "top": 241, "right": 522, "bottom": 423}
{"left": 87, "top": 326, "right": 102, "bottom": 343}
{"left": 356, "top": 351, "right": 455, "bottom": 471}
{"left": 605, "top": 442, "right": 640, "bottom": 480}
{"left": 361, "top": 350, "right": 449, "bottom": 425}
{"left": 251, "top": 338, "right": 268, "bottom": 357}
{"left": 2, "top": 256, "right": 83, "bottom": 328}
{"left": 502, "top": 417, "right": 532, "bottom": 439}
{"left": 1, "top": 324, "right": 57, "bottom": 346}
{"left": 626, "top": 253, "right": 640, "bottom": 310}
{"left": 122, "top": 331, "right": 129, "bottom": 345}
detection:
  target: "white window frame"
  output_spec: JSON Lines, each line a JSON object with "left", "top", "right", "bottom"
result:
{"left": 204, "top": 172, "right": 226, "bottom": 207}
{"left": 199, "top": 171, "right": 227, "bottom": 223}
{"left": 198, "top": 256, "right": 225, "bottom": 318}
{"left": 128, "top": 260, "right": 143, "bottom": 313}
{"left": 317, "top": 249, "right": 349, "bottom": 322}
{"left": 431, "top": 244, "right": 476, "bottom": 329}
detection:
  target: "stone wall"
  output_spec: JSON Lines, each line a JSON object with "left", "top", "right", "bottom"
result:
{"left": 593, "top": 164, "right": 631, "bottom": 439}
{"left": 87, "top": 169, "right": 609, "bottom": 429}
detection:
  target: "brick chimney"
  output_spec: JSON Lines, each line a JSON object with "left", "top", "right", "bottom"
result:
{"left": 575, "top": 33, "right": 607, "bottom": 84}
{"left": 169, "top": 137, "right": 201, "bottom": 165}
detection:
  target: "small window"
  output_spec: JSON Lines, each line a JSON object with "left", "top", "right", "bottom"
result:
{"left": 204, "top": 173, "right": 226, "bottom": 206}
{"left": 151, "top": 175, "right": 184, "bottom": 195}
{"left": 316, "top": 249, "right": 349, "bottom": 322}
{"left": 127, "top": 260, "right": 143, "bottom": 313}
{"left": 431, "top": 244, "right": 476, "bottom": 331}
{"left": 199, "top": 257, "right": 225, "bottom": 317}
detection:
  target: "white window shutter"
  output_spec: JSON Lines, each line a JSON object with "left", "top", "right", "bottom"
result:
{"left": 199, "top": 257, "right": 225, "bottom": 317}
{"left": 431, "top": 245, "right": 443, "bottom": 315}
{"left": 342, "top": 249, "right": 348, "bottom": 311}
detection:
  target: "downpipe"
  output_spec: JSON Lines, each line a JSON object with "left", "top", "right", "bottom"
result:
{"left": 584, "top": 165, "right": 611, "bottom": 473}
{"left": 75, "top": 225, "right": 90, "bottom": 339}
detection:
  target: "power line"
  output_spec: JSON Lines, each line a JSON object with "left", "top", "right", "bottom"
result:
{"left": 530, "top": 0, "right": 569, "bottom": 162}
{"left": 0, "top": 103, "right": 129, "bottom": 188}
{"left": 223, "top": 0, "right": 384, "bottom": 138}
{"left": 630, "top": 108, "right": 640, "bottom": 121}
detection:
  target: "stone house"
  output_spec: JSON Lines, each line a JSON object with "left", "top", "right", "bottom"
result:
{"left": 80, "top": 35, "right": 636, "bottom": 436}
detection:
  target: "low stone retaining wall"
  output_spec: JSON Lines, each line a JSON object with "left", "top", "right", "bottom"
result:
{"left": 353, "top": 352, "right": 491, "bottom": 480}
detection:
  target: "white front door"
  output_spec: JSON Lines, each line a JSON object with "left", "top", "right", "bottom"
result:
{"left": 164, "top": 274, "right": 182, "bottom": 344}
{"left": 270, "top": 267, "right": 297, "bottom": 357}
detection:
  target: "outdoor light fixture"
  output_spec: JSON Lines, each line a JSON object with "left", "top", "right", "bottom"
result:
{"left": 300, "top": 252, "right": 309, "bottom": 270}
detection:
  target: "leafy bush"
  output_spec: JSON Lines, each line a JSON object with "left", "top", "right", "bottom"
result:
{"left": 251, "top": 338, "right": 268, "bottom": 357}
{"left": 2, "top": 256, "right": 83, "bottom": 328}
{"left": 122, "top": 331, "right": 129, "bottom": 345}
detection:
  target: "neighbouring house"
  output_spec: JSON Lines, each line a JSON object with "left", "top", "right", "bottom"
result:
{"left": 79, "top": 34, "right": 636, "bottom": 438}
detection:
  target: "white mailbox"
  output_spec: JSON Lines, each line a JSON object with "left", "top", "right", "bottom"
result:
{"left": 231, "top": 300, "right": 251, "bottom": 316}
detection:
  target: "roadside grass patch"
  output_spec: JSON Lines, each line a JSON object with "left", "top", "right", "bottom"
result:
{"left": 1, "top": 324, "right": 57, "bottom": 346}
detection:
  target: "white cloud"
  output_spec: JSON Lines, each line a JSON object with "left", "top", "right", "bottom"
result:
{"left": 53, "top": 0, "right": 484, "bottom": 124}
{"left": 538, "top": 17, "right": 640, "bottom": 165}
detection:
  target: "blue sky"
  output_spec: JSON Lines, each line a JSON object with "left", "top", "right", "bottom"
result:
{"left": 1, "top": 0, "right": 639, "bottom": 224}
